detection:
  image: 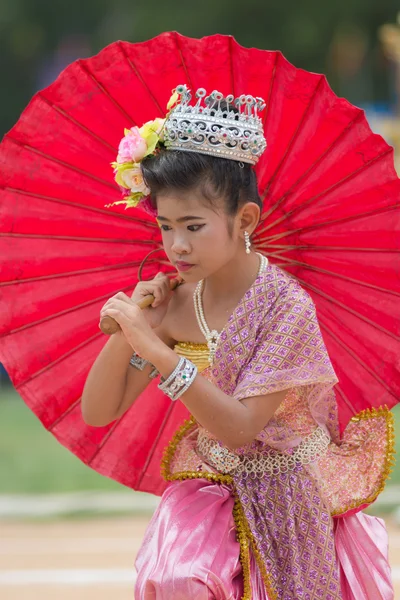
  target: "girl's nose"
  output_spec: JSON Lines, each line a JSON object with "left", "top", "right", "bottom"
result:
{"left": 171, "top": 235, "right": 190, "bottom": 255}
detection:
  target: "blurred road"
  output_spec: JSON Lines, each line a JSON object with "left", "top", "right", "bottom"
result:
{"left": 1, "top": 515, "right": 399, "bottom": 599}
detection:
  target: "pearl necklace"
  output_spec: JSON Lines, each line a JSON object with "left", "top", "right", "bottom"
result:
{"left": 193, "top": 253, "right": 268, "bottom": 364}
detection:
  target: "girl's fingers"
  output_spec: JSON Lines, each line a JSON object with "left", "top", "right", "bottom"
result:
{"left": 136, "top": 283, "right": 161, "bottom": 299}
{"left": 113, "top": 298, "right": 139, "bottom": 312}
{"left": 101, "top": 292, "right": 131, "bottom": 312}
{"left": 112, "top": 291, "right": 135, "bottom": 305}
{"left": 151, "top": 285, "right": 165, "bottom": 307}
{"left": 153, "top": 284, "right": 172, "bottom": 307}
{"left": 101, "top": 308, "right": 131, "bottom": 330}
{"left": 137, "top": 277, "right": 170, "bottom": 308}
{"left": 102, "top": 275, "right": 171, "bottom": 314}
{"left": 101, "top": 299, "right": 132, "bottom": 320}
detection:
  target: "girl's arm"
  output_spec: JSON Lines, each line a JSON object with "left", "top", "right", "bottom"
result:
{"left": 81, "top": 273, "right": 175, "bottom": 427}
{"left": 81, "top": 325, "right": 171, "bottom": 427}
{"left": 150, "top": 342, "right": 287, "bottom": 450}
{"left": 100, "top": 297, "right": 287, "bottom": 448}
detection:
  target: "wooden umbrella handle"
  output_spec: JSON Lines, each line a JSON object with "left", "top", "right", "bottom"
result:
{"left": 99, "top": 277, "right": 182, "bottom": 336}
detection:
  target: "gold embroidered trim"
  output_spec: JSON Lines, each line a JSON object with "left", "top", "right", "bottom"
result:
{"left": 331, "top": 404, "right": 396, "bottom": 516}
{"left": 232, "top": 496, "right": 252, "bottom": 600}
{"left": 175, "top": 341, "right": 209, "bottom": 351}
{"left": 160, "top": 416, "right": 234, "bottom": 485}
{"left": 173, "top": 342, "right": 211, "bottom": 373}
{"left": 160, "top": 416, "right": 278, "bottom": 600}
{"left": 232, "top": 492, "right": 278, "bottom": 600}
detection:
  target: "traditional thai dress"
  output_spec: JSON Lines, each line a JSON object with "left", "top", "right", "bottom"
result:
{"left": 134, "top": 263, "right": 395, "bottom": 600}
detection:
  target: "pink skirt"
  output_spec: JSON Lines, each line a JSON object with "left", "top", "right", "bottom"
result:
{"left": 134, "top": 478, "right": 393, "bottom": 600}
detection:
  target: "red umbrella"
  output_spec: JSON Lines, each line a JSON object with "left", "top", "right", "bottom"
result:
{"left": 1, "top": 32, "right": 399, "bottom": 495}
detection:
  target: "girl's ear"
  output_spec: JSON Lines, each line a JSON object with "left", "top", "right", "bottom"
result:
{"left": 238, "top": 202, "right": 261, "bottom": 236}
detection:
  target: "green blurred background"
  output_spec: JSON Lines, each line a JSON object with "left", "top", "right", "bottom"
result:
{"left": 0, "top": 0, "right": 399, "bottom": 499}
{"left": 1, "top": 0, "right": 400, "bottom": 139}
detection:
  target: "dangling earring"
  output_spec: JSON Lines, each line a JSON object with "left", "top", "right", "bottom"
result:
{"left": 244, "top": 231, "right": 251, "bottom": 254}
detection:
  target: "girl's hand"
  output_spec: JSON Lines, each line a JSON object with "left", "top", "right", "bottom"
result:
{"left": 100, "top": 293, "right": 163, "bottom": 361}
{"left": 130, "top": 272, "right": 175, "bottom": 329}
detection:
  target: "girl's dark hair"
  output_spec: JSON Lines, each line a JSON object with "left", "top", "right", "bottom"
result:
{"left": 141, "top": 149, "right": 262, "bottom": 216}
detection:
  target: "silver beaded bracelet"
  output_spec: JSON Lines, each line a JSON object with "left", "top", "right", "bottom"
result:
{"left": 157, "top": 357, "right": 198, "bottom": 401}
{"left": 129, "top": 352, "right": 159, "bottom": 379}
{"left": 129, "top": 353, "right": 148, "bottom": 371}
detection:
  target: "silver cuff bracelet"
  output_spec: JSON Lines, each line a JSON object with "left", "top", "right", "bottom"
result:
{"left": 157, "top": 357, "right": 198, "bottom": 401}
{"left": 129, "top": 352, "right": 159, "bottom": 379}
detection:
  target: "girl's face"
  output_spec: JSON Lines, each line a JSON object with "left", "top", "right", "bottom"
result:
{"left": 156, "top": 188, "right": 239, "bottom": 281}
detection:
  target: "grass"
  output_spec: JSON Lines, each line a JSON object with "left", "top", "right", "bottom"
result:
{"left": 0, "top": 385, "right": 399, "bottom": 494}
{"left": 0, "top": 387, "right": 128, "bottom": 494}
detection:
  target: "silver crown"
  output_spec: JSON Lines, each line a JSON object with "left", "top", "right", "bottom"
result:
{"left": 164, "top": 84, "right": 267, "bottom": 165}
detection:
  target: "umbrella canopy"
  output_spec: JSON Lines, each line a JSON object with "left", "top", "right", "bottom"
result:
{"left": 1, "top": 32, "right": 399, "bottom": 495}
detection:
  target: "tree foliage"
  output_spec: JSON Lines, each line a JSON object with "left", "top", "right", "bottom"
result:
{"left": 0, "top": 0, "right": 398, "bottom": 136}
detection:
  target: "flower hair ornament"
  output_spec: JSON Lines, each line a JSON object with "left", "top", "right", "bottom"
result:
{"left": 109, "top": 84, "right": 267, "bottom": 214}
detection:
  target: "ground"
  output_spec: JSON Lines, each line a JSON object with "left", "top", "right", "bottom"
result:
{"left": 1, "top": 514, "right": 399, "bottom": 599}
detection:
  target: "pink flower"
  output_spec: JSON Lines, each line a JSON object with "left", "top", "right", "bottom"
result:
{"left": 140, "top": 196, "right": 157, "bottom": 217}
{"left": 117, "top": 127, "right": 148, "bottom": 163}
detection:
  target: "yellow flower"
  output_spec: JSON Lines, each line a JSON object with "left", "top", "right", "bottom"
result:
{"left": 112, "top": 161, "right": 136, "bottom": 189}
{"left": 139, "top": 118, "right": 165, "bottom": 156}
{"left": 167, "top": 91, "right": 179, "bottom": 111}
{"left": 120, "top": 166, "right": 150, "bottom": 196}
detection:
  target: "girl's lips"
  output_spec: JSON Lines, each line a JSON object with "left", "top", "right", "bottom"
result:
{"left": 176, "top": 261, "right": 195, "bottom": 271}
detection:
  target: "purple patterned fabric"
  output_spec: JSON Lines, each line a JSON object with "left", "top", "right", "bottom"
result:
{"left": 163, "top": 263, "right": 393, "bottom": 598}
{"left": 233, "top": 466, "right": 341, "bottom": 599}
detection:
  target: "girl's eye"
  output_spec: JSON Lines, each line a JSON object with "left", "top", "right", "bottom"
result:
{"left": 159, "top": 224, "right": 204, "bottom": 232}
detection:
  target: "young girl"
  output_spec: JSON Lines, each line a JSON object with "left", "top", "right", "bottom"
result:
{"left": 82, "top": 86, "right": 394, "bottom": 600}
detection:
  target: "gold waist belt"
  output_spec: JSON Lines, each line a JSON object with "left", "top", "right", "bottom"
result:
{"left": 196, "top": 426, "right": 330, "bottom": 476}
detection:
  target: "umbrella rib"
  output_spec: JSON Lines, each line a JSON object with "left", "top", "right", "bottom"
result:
{"left": 262, "top": 52, "right": 279, "bottom": 127}
{"left": 48, "top": 395, "right": 136, "bottom": 483}
{"left": 77, "top": 59, "right": 137, "bottom": 124}
{"left": 297, "top": 276, "right": 400, "bottom": 342}
{"left": 259, "top": 110, "right": 364, "bottom": 218}
{"left": 0, "top": 258, "right": 171, "bottom": 288}
{"left": 334, "top": 384, "right": 357, "bottom": 417}
{"left": 45, "top": 394, "right": 131, "bottom": 475}
{"left": 265, "top": 244, "right": 399, "bottom": 253}
{"left": 318, "top": 318, "right": 399, "bottom": 401}
{"left": 0, "top": 187, "right": 157, "bottom": 227}
{"left": 173, "top": 32, "right": 195, "bottom": 91}
{"left": 261, "top": 75, "right": 324, "bottom": 200}
{"left": 37, "top": 92, "right": 118, "bottom": 153}
{"left": 0, "top": 232, "right": 159, "bottom": 245}
{"left": 254, "top": 202, "right": 400, "bottom": 244}
{"left": 50, "top": 392, "right": 159, "bottom": 474}
{"left": 87, "top": 413, "right": 129, "bottom": 466}
{"left": 117, "top": 41, "right": 164, "bottom": 115}
{"left": 48, "top": 396, "right": 83, "bottom": 431}
{"left": 4, "top": 135, "right": 118, "bottom": 191}
{"left": 2, "top": 284, "right": 136, "bottom": 337}
{"left": 137, "top": 402, "right": 177, "bottom": 488}
{"left": 265, "top": 255, "right": 400, "bottom": 297}
{"left": 49, "top": 393, "right": 142, "bottom": 481}
{"left": 15, "top": 330, "right": 104, "bottom": 390}
{"left": 257, "top": 147, "right": 394, "bottom": 236}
